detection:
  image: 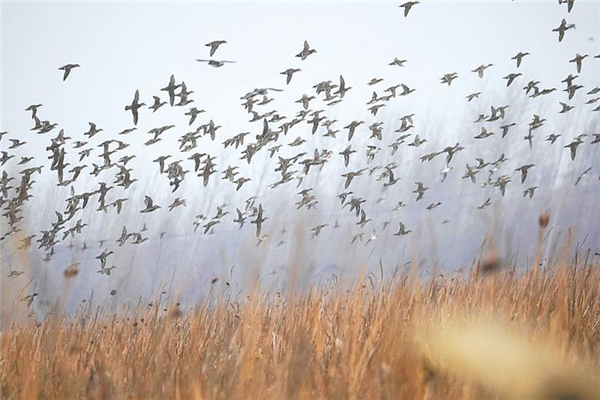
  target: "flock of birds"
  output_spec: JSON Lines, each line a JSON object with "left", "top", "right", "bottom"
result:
{"left": 2, "top": 1, "right": 600, "bottom": 305}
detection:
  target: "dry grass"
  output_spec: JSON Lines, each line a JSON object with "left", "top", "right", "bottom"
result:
{"left": 2, "top": 255, "right": 600, "bottom": 400}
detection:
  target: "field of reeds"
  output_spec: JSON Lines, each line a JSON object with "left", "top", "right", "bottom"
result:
{"left": 2, "top": 248, "right": 600, "bottom": 400}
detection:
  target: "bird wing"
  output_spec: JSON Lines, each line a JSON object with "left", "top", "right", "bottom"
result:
{"left": 344, "top": 175, "right": 353, "bottom": 189}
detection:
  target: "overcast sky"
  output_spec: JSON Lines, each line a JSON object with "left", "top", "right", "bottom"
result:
{"left": 3, "top": 1, "right": 600, "bottom": 130}
{"left": 2, "top": 1, "right": 599, "bottom": 310}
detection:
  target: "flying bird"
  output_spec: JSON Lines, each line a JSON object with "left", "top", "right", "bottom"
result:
{"left": 140, "top": 196, "right": 161, "bottom": 213}
{"left": 295, "top": 41, "right": 317, "bottom": 60}
{"left": 394, "top": 221, "right": 412, "bottom": 236}
{"left": 399, "top": 1, "right": 419, "bottom": 17}
{"left": 389, "top": 57, "right": 408, "bottom": 67}
{"left": 559, "top": 0, "right": 576, "bottom": 13}
{"left": 511, "top": 51, "right": 530, "bottom": 68}
{"left": 149, "top": 96, "right": 167, "bottom": 112}
{"left": 125, "top": 90, "right": 145, "bottom": 126}
{"left": 503, "top": 73, "right": 522, "bottom": 87}
{"left": 58, "top": 63, "right": 80, "bottom": 81}
{"left": 251, "top": 204, "right": 267, "bottom": 237}
{"left": 553, "top": 19, "right": 575, "bottom": 42}
{"left": 196, "top": 59, "right": 236, "bottom": 68}
{"left": 280, "top": 68, "right": 301, "bottom": 85}
{"left": 161, "top": 75, "right": 180, "bottom": 106}
{"left": 472, "top": 64, "right": 493, "bottom": 78}
{"left": 205, "top": 40, "right": 227, "bottom": 57}
{"left": 569, "top": 53, "right": 588, "bottom": 73}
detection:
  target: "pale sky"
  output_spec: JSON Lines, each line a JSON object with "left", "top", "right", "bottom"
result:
{"left": 1, "top": 1, "right": 599, "bottom": 310}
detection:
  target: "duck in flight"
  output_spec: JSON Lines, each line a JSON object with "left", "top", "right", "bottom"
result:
{"left": 196, "top": 59, "right": 236, "bottom": 68}
{"left": 394, "top": 221, "right": 412, "bottom": 236}
{"left": 161, "top": 75, "right": 180, "bottom": 106}
{"left": 440, "top": 72, "right": 459, "bottom": 86}
{"left": 389, "top": 57, "right": 407, "bottom": 67}
{"left": 281, "top": 68, "right": 301, "bottom": 85}
{"left": 399, "top": 1, "right": 419, "bottom": 17}
{"left": 503, "top": 73, "right": 522, "bottom": 87}
{"left": 125, "top": 90, "right": 145, "bottom": 126}
{"left": 140, "top": 196, "right": 161, "bottom": 213}
{"left": 472, "top": 64, "right": 493, "bottom": 78}
{"left": 558, "top": 0, "right": 576, "bottom": 13}
{"left": 251, "top": 204, "right": 267, "bottom": 237}
{"left": 553, "top": 19, "right": 575, "bottom": 42}
{"left": 25, "top": 104, "right": 43, "bottom": 119}
{"left": 569, "top": 53, "right": 588, "bottom": 74}
{"left": 58, "top": 64, "right": 80, "bottom": 81}
{"left": 466, "top": 92, "right": 481, "bottom": 102}
{"left": 205, "top": 40, "right": 227, "bottom": 57}
{"left": 149, "top": 96, "right": 167, "bottom": 112}
{"left": 296, "top": 41, "right": 317, "bottom": 60}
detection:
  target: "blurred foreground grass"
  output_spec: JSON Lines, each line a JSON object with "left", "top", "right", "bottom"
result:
{"left": 2, "top": 253, "right": 599, "bottom": 400}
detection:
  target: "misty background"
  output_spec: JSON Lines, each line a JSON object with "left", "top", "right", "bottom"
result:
{"left": 1, "top": 1, "right": 599, "bottom": 313}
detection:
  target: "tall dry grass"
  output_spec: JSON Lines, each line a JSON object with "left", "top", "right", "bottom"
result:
{"left": 2, "top": 253, "right": 600, "bottom": 400}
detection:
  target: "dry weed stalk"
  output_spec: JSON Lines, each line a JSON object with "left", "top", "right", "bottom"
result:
{"left": 2, "top": 254, "right": 599, "bottom": 400}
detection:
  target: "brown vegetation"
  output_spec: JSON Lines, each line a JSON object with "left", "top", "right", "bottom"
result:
{"left": 2, "top": 256, "right": 600, "bottom": 400}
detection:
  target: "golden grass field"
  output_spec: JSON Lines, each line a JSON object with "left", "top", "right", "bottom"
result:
{"left": 2, "top": 260, "right": 600, "bottom": 400}
{"left": 1, "top": 218, "right": 600, "bottom": 400}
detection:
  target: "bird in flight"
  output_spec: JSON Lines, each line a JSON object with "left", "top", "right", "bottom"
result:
{"left": 140, "top": 196, "right": 161, "bottom": 213}
{"left": 161, "top": 75, "right": 180, "bottom": 106}
{"left": 503, "top": 73, "right": 522, "bottom": 87}
{"left": 511, "top": 51, "right": 530, "bottom": 68}
{"left": 472, "top": 64, "right": 493, "bottom": 78}
{"left": 440, "top": 72, "right": 459, "bottom": 86}
{"left": 125, "top": 90, "right": 145, "bottom": 126}
{"left": 296, "top": 41, "right": 317, "bottom": 60}
{"left": 412, "top": 182, "right": 429, "bottom": 201}
{"left": 205, "top": 40, "right": 227, "bottom": 57}
{"left": 394, "top": 221, "right": 412, "bottom": 236}
{"left": 196, "top": 59, "right": 236, "bottom": 68}
{"left": 553, "top": 19, "right": 575, "bottom": 42}
{"left": 564, "top": 139, "right": 583, "bottom": 161}
{"left": 58, "top": 63, "right": 80, "bottom": 81}
{"left": 399, "top": 1, "right": 419, "bottom": 17}
{"left": 558, "top": 0, "right": 576, "bottom": 13}
{"left": 281, "top": 68, "right": 301, "bottom": 85}
{"left": 251, "top": 204, "right": 267, "bottom": 237}
{"left": 150, "top": 96, "right": 166, "bottom": 112}
{"left": 569, "top": 53, "right": 588, "bottom": 74}
{"left": 389, "top": 57, "right": 408, "bottom": 67}
{"left": 466, "top": 92, "right": 481, "bottom": 102}
{"left": 515, "top": 164, "right": 535, "bottom": 183}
